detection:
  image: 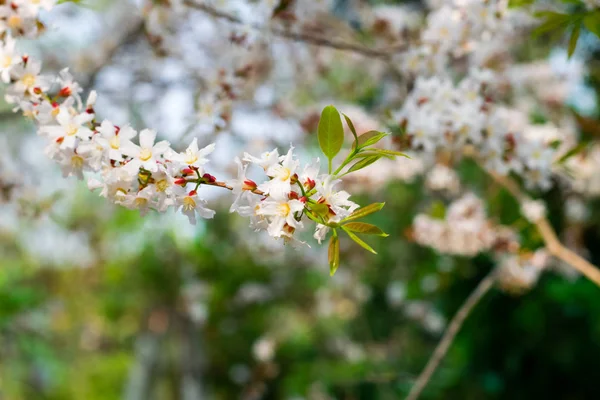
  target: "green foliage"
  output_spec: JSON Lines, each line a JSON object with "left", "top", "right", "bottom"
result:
{"left": 531, "top": 5, "right": 600, "bottom": 57}
{"left": 328, "top": 233, "right": 340, "bottom": 276}
{"left": 317, "top": 105, "right": 344, "bottom": 172}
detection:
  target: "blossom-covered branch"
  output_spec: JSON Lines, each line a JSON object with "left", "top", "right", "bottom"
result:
{"left": 1, "top": 0, "right": 403, "bottom": 274}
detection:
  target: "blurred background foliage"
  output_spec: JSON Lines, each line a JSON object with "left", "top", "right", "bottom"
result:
{"left": 2, "top": 0, "right": 600, "bottom": 399}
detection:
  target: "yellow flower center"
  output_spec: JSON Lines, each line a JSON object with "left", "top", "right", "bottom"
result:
{"left": 183, "top": 196, "right": 196, "bottom": 211}
{"left": 109, "top": 136, "right": 120, "bottom": 150}
{"left": 8, "top": 15, "right": 22, "bottom": 29}
{"left": 277, "top": 203, "right": 291, "bottom": 216}
{"left": 51, "top": 108, "right": 60, "bottom": 117}
{"left": 280, "top": 168, "right": 291, "bottom": 181}
{"left": 135, "top": 197, "right": 148, "bottom": 208}
{"left": 2, "top": 56, "right": 12, "bottom": 68}
{"left": 66, "top": 124, "right": 78, "bottom": 136}
{"left": 21, "top": 73, "right": 36, "bottom": 88}
{"left": 71, "top": 155, "right": 84, "bottom": 168}
{"left": 155, "top": 179, "right": 168, "bottom": 192}
{"left": 184, "top": 149, "right": 198, "bottom": 165}
{"left": 139, "top": 148, "right": 152, "bottom": 161}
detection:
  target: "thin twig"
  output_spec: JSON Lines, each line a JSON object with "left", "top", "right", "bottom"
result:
{"left": 183, "top": 0, "right": 404, "bottom": 59}
{"left": 489, "top": 172, "right": 600, "bottom": 288}
{"left": 405, "top": 271, "right": 497, "bottom": 400}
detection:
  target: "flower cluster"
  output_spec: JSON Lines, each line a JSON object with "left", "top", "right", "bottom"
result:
{"left": 0, "top": 2, "right": 401, "bottom": 273}
{"left": 496, "top": 250, "right": 549, "bottom": 294}
{"left": 412, "top": 194, "right": 497, "bottom": 256}
{"left": 400, "top": 0, "right": 525, "bottom": 75}
{"left": 227, "top": 147, "right": 358, "bottom": 244}
{"left": 396, "top": 72, "right": 558, "bottom": 189}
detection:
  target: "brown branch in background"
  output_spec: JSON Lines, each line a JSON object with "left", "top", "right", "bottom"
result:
{"left": 183, "top": 0, "right": 404, "bottom": 59}
{"left": 405, "top": 271, "right": 497, "bottom": 400}
{"left": 489, "top": 172, "right": 600, "bottom": 288}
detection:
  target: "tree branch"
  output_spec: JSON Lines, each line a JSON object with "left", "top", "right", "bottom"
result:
{"left": 183, "top": 0, "right": 404, "bottom": 59}
{"left": 405, "top": 270, "right": 497, "bottom": 400}
{"left": 489, "top": 171, "right": 600, "bottom": 288}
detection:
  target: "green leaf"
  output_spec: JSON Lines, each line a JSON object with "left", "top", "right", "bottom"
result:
{"left": 430, "top": 201, "right": 446, "bottom": 220}
{"left": 342, "top": 228, "right": 377, "bottom": 254}
{"left": 584, "top": 12, "right": 600, "bottom": 38}
{"left": 310, "top": 203, "right": 330, "bottom": 217}
{"left": 328, "top": 234, "right": 340, "bottom": 276}
{"left": 343, "top": 203, "right": 385, "bottom": 222}
{"left": 361, "top": 148, "right": 410, "bottom": 159}
{"left": 318, "top": 105, "right": 344, "bottom": 172}
{"left": 343, "top": 222, "right": 389, "bottom": 237}
{"left": 556, "top": 142, "right": 589, "bottom": 164}
{"left": 347, "top": 155, "right": 382, "bottom": 173}
{"left": 508, "top": 0, "right": 534, "bottom": 7}
{"left": 342, "top": 113, "right": 359, "bottom": 147}
{"left": 568, "top": 22, "right": 581, "bottom": 58}
{"left": 352, "top": 130, "right": 388, "bottom": 150}
{"left": 532, "top": 12, "right": 571, "bottom": 37}
{"left": 549, "top": 139, "right": 562, "bottom": 150}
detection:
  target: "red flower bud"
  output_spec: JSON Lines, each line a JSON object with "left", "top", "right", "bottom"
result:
{"left": 304, "top": 177, "right": 315, "bottom": 190}
{"left": 299, "top": 196, "right": 308, "bottom": 203}
{"left": 242, "top": 179, "right": 257, "bottom": 191}
{"left": 58, "top": 86, "right": 72, "bottom": 97}
{"left": 289, "top": 191, "right": 299, "bottom": 200}
{"left": 202, "top": 173, "right": 216, "bottom": 183}
{"left": 174, "top": 178, "right": 188, "bottom": 186}
{"left": 290, "top": 173, "right": 299, "bottom": 184}
{"left": 188, "top": 190, "right": 197, "bottom": 196}
{"left": 33, "top": 87, "right": 42, "bottom": 95}
{"left": 182, "top": 168, "right": 194, "bottom": 176}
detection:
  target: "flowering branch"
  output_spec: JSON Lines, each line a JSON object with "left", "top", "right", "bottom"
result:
{"left": 405, "top": 270, "right": 497, "bottom": 400}
{"left": 489, "top": 171, "right": 600, "bottom": 288}
{"left": 182, "top": 0, "right": 403, "bottom": 59}
{"left": 0, "top": 2, "right": 405, "bottom": 275}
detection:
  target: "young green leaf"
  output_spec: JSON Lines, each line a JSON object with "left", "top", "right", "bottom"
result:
{"left": 532, "top": 12, "right": 571, "bottom": 37}
{"left": 360, "top": 148, "right": 410, "bottom": 159}
{"left": 318, "top": 105, "right": 344, "bottom": 172}
{"left": 352, "top": 130, "right": 388, "bottom": 150}
{"left": 328, "top": 234, "right": 340, "bottom": 276}
{"left": 343, "top": 203, "right": 385, "bottom": 222}
{"left": 343, "top": 222, "right": 389, "bottom": 237}
{"left": 342, "top": 228, "right": 377, "bottom": 254}
{"left": 342, "top": 113, "right": 359, "bottom": 146}
{"left": 310, "top": 203, "right": 330, "bottom": 217}
{"left": 584, "top": 12, "right": 600, "bottom": 38}
{"left": 347, "top": 155, "right": 382, "bottom": 173}
{"left": 568, "top": 22, "right": 581, "bottom": 58}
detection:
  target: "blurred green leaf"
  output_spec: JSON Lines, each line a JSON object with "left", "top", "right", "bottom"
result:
{"left": 583, "top": 12, "right": 600, "bottom": 38}
{"left": 568, "top": 22, "right": 581, "bottom": 58}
